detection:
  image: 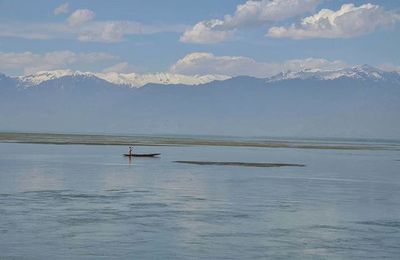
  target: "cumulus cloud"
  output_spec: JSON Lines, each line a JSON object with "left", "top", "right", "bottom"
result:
{"left": 67, "top": 9, "right": 95, "bottom": 26}
{"left": 180, "top": 20, "right": 235, "bottom": 44}
{"left": 170, "top": 52, "right": 347, "bottom": 77}
{"left": 267, "top": 3, "right": 400, "bottom": 39}
{"left": 0, "top": 51, "right": 116, "bottom": 74}
{"left": 180, "top": 0, "right": 319, "bottom": 43}
{"left": 219, "top": 0, "right": 319, "bottom": 29}
{"left": 54, "top": 3, "right": 69, "bottom": 15}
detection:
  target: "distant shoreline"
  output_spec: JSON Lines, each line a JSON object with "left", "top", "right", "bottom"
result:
{"left": 1, "top": 132, "right": 399, "bottom": 151}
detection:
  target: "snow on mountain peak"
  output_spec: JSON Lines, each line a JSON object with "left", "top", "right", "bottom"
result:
{"left": 13, "top": 65, "right": 400, "bottom": 88}
{"left": 94, "top": 72, "right": 230, "bottom": 87}
{"left": 267, "top": 65, "right": 397, "bottom": 82}
{"left": 17, "top": 70, "right": 94, "bottom": 86}
{"left": 17, "top": 70, "right": 230, "bottom": 87}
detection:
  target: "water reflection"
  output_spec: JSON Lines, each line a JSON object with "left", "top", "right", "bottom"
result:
{"left": 16, "top": 165, "right": 64, "bottom": 192}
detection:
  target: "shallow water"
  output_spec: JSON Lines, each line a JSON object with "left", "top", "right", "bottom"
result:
{"left": 0, "top": 142, "right": 399, "bottom": 259}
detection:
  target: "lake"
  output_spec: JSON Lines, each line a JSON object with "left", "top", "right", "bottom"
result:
{"left": 0, "top": 136, "right": 399, "bottom": 259}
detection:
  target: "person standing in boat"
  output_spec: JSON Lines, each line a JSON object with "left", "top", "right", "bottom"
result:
{"left": 128, "top": 146, "right": 133, "bottom": 156}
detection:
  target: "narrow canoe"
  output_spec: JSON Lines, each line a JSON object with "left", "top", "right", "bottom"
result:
{"left": 123, "top": 153, "right": 160, "bottom": 157}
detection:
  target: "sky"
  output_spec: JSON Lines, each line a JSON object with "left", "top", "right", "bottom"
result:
{"left": 0, "top": 0, "right": 399, "bottom": 77}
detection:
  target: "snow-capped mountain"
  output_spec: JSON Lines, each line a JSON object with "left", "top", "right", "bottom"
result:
{"left": 14, "top": 65, "right": 400, "bottom": 88}
{"left": 267, "top": 65, "right": 400, "bottom": 83}
{"left": 1, "top": 65, "right": 400, "bottom": 138}
{"left": 17, "top": 70, "right": 230, "bottom": 88}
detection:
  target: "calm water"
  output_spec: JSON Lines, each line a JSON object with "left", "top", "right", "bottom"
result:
{"left": 0, "top": 141, "right": 400, "bottom": 259}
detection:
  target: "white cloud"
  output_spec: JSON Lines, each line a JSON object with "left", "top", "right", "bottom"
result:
{"left": 54, "top": 3, "right": 69, "bottom": 15}
{"left": 102, "top": 62, "right": 138, "bottom": 73}
{"left": 78, "top": 22, "right": 125, "bottom": 42}
{"left": 76, "top": 21, "right": 185, "bottom": 43}
{"left": 179, "top": 20, "right": 235, "bottom": 44}
{"left": 0, "top": 21, "right": 185, "bottom": 43}
{"left": 0, "top": 51, "right": 117, "bottom": 74}
{"left": 1, "top": 50, "right": 350, "bottom": 80}
{"left": 170, "top": 52, "right": 347, "bottom": 77}
{"left": 0, "top": 24, "right": 50, "bottom": 40}
{"left": 180, "top": 0, "right": 319, "bottom": 43}
{"left": 267, "top": 3, "right": 400, "bottom": 39}
{"left": 67, "top": 9, "right": 95, "bottom": 27}
{"left": 378, "top": 63, "right": 400, "bottom": 72}
{"left": 220, "top": 0, "right": 319, "bottom": 29}
{"left": 1, "top": 3, "right": 184, "bottom": 43}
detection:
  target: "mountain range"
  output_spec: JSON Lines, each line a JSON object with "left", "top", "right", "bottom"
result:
{"left": 16, "top": 70, "right": 230, "bottom": 88}
{"left": 11, "top": 64, "right": 400, "bottom": 88}
{"left": 1, "top": 65, "right": 400, "bottom": 139}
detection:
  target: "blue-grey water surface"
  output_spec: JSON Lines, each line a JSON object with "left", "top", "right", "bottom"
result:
{"left": 0, "top": 142, "right": 399, "bottom": 259}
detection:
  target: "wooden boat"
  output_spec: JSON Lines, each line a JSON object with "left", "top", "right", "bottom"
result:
{"left": 123, "top": 153, "right": 160, "bottom": 157}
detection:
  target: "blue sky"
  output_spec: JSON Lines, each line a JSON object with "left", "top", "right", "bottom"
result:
{"left": 0, "top": 0, "right": 399, "bottom": 76}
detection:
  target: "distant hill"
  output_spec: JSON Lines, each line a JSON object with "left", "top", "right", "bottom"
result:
{"left": 1, "top": 66, "right": 399, "bottom": 139}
